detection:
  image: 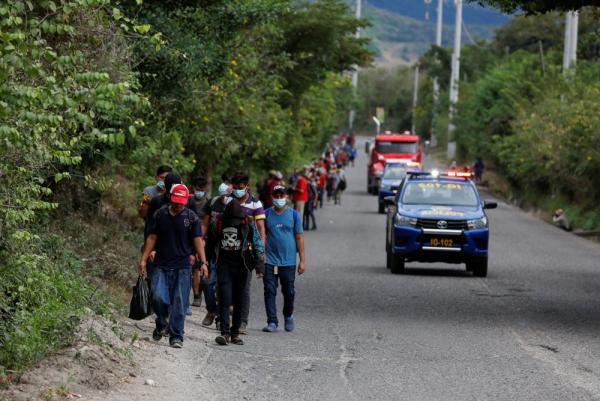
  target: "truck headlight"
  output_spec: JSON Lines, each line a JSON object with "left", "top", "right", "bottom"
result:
{"left": 467, "top": 216, "right": 488, "bottom": 229}
{"left": 395, "top": 213, "right": 417, "bottom": 227}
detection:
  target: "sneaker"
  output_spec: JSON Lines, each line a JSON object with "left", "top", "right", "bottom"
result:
{"left": 239, "top": 322, "right": 248, "bottom": 335}
{"left": 262, "top": 323, "right": 278, "bottom": 333}
{"left": 202, "top": 313, "right": 216, "bottom": 327}
{"left": 192, "top": 295, "right": 202, "bottom": 307}
{"left": 186, "top": 308, "right": 192, "bottom": 316}
{"left": 284, "top": 316, "right": 295, "bottom": 332}
{"left": 215, "top": 335, "right": 230, "bottom": 346}
{"left": 230, "top": 336, "right": 244, "bottom": 345}
{"left": 170, "top": 338, "right": 183, "bottom": 348}
{"left": 152, "top": 328, "right": 167, "bottom": 341}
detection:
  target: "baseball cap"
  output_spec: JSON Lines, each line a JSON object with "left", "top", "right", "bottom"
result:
{"left": 170, "top": 184, "right": 189, "bottom": 205}
{"left": 272, "top": 185, "right": 287, "bottom": 195}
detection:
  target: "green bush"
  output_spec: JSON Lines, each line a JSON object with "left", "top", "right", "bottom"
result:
{"left": 0, "top": 235, "right": 95, "bottom": 371}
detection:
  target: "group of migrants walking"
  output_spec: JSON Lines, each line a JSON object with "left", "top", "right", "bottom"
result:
{"left": 257, "top": 136, "right": 355, "bottom": 231}
{"left": 135, "top": 136, "right": 354, "bottom": 348}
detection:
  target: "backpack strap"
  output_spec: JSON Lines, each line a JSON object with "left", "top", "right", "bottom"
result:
{"left": 216, "top": 215, "right": 223, "bottom": 235}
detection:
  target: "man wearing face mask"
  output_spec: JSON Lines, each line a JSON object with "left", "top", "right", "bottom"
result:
{"left": 262, "top": 185, "right": 305, "bottom": 333}
{"left": 139, "top": 165, "right": 172, "bottom": 219}
{"left": 145, "top": 172, "right": 198, "bottom": 240}
{"left": 223, "top": 172, "right": 266, "bottom": 335}
{"left": 190, "top": 176, "right": 209, "bottom": 309}
{"left": 199, "top": 173, "right": 233, "bottom": 328}
{"left": 139, "top": 184, "right": 208, "bottom": 348}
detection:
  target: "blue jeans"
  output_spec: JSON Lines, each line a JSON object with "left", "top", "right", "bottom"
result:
{"left": 152, "top": 266, "right": 191, "bottom": 342}
{"left": 263, "top": 264, "right": 296, "bottom": 325}
{"left": 201, "top": 261, "right": 218, "bottom": 314}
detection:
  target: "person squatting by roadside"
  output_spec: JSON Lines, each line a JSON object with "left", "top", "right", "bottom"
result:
{"left": 138, "top": 184, "right": 208, "bottom": 348}
{"left": 214, "top": 199, "right": 265, "bottom": 345}
{"left": 263, "top": 185, "right": 306, "bottom": 332}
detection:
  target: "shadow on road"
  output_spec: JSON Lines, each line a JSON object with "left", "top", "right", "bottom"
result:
{"left": 344, "top": 189, "right": 373, "bottom": 197}
{"left": 402, "top": 267, "right": 472, "bottom": 277}
{"left": 355, "top": 210, "right": 382, "bottom": 216}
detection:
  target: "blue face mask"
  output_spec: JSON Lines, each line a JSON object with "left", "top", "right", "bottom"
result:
{"left": 156, "top": 181, "right": 166, "bottom": 190}
{"left": 273, "top": 198, "right": 287, "bottom": 208}
{"left": 233, "top": 188, "right": 246, "bottom": 199}
{"left": 218, "top": 183, "right": 230, "bottom": 196}
{"left": 194, "top": 191, "right": 205, "bottom": 200}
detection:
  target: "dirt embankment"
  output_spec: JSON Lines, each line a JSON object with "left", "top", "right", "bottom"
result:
{"left": 2, "top": 309, "right": 217, "bottom": 401}
{"left": 1, "top": 314, "right": 139, "bottom": 401}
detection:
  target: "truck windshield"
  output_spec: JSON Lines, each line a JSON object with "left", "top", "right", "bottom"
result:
{"left": 376, "top": 141, "right": 418, "bottom": 154}
{"left": 401, "top": 182, "right": 479, "bottom": 207}
{"left": 384, "top": 165, "right": 408, "bottom": 179}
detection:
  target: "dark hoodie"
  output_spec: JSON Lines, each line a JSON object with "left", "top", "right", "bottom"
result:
{"left": 216, "top": 200, "right": 265, "bottom": 274}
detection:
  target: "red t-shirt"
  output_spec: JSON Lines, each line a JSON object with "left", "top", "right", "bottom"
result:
{"left": 264, "top": 178, "right": 279, "bottom": 207}
{"left": 318, "top": 175, "right": 326, "bottom": 189}
{"left": 294, "top": 176, "right": 308, "bottom": 202}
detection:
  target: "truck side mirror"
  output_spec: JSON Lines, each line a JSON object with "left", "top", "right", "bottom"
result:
{"left": 384, "top": 196, "right": 396, "bottom": 206}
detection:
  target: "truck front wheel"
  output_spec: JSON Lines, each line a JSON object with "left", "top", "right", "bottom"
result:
{"left": 467, "top": 258, "right": 488, "bottom": 277}
{"left": 390, "top": 253, "right": 405, "bottom": 274}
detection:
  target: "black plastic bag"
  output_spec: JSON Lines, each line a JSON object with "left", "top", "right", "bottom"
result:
{"left": 128, "top": 276, "right": 153, "bottom": 320}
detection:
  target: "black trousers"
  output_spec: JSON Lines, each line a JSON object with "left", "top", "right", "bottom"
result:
{"left": 217, "top": 260, "right": 249, "bottom": 337}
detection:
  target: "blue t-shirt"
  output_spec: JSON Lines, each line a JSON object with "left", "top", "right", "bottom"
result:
{"left": 265, "top": 207, "right": 303, "bottom": 266}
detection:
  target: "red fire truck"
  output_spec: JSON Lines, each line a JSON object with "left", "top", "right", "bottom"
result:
{"left": 366, "top": 132, "right": 422, "bottom": 194}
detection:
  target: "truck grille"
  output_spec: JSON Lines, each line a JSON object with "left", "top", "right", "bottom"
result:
{"left": 416, "top": 218, "right": 467, "bottom": 230}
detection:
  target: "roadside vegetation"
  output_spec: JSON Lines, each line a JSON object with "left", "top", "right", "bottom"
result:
{"left": 356, "top": 7, "right": 600, "bottom": 231}
{"left": 0, "top": 0, "right": 371, "bottom": 376}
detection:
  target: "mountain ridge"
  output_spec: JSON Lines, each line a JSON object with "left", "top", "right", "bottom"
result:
{"left": 360, "top": 0, "right": 510, "bottom": 67}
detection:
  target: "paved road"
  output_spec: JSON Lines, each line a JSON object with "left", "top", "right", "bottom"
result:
{"left": 95, "top": 138, "right": 600, "bottom": 401}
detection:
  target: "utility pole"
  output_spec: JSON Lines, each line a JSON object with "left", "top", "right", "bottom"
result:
{"left": 348, "top": 0, "right": 362, "bottom": 130}
{"left": 411, "top": 65, "right": 420, "bottom": 134}
{"left": 562, "top": 11, "right": 572, "bottom": 72}
{"left": 433, "top": 0, "right": 443, "bottom": 102}
{"left": 570, "top": 11, "right": 578, "bottom": 68}
{"left": 447, "top": 0, "right": 462, "bottom": 160}
{"left": 431, "top": 0, "right": 443, "bottom": 147}
{"left": 563, "top": 10, "right": 579, "bottom": 74}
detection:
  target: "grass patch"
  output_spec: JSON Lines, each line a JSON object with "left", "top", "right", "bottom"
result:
{"left": 0, "top": 211, "right": 140, "bottom": 376}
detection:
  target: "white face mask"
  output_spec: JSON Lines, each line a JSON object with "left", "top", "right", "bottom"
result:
{"left": 273, "top": 198, "right": 287, "bottom": 208}
{"left": 218, "top": 183, "right": 230, "bottom": 196}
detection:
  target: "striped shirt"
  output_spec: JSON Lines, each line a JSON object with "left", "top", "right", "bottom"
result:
{"left": 223, "top": 193, "right": 266, "bottom": 221}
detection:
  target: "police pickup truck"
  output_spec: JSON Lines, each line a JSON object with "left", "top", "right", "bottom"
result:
{"left": 385, "top": 171, "right": 497, "bottom": 277}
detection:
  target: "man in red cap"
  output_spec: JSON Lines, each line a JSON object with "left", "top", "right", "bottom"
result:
{"left": 139, "top": 184, "right": 208, "bottom": 348}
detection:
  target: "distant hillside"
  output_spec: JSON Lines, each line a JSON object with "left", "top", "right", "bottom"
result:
{"left": 361, "top": 0, "right": 510, "bottom": 67}
{"left": 368, "top": 0, "right": 509, "bottom": 26}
